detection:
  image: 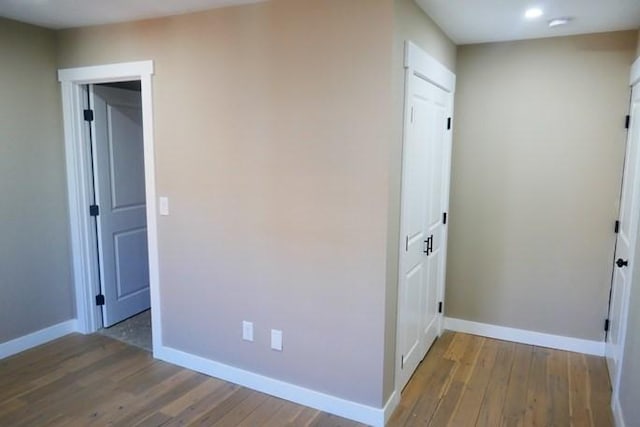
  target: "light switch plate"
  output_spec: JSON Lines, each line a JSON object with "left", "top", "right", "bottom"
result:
{"left": 159, "top": 197, "right": 169, "bottom": 216}
{"left": 271, "top": 329, "right": 283, "bottom": 351}
{"left": 242, "top": 321, "right": 253, "bottom": 342}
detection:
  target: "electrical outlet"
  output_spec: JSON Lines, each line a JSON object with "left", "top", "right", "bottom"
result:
{"left": 242, "top": 321, "right": 253, "bottom": 342}
{"left": 271, "top": 329, "right": 283, "bottom": 351}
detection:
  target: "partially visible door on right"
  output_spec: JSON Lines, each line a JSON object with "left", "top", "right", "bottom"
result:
{"left": 606, "top": 83, "right": 640, "bottom": 390}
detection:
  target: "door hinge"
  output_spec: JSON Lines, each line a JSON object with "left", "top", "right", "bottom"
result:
{"left": 447, "top": 117, "right": 452, "bottom": 130}
{"left": 604, "top": 318, "right": 610, "bottom": 332}
{"left": 401, "top": 354, "right": 404, "bottom": 369}
{"left": 95, "top": 294, "right": 105, "bottom": 306}
{"left": 84, "top": 109, "right": 94, "bottom": 122}
{"left": 615, "top": 220, "right": 620, "bottom": 234}
{"left": 438, "top": 301, "right": 443, "bottom": 314}
{"left": 405, "top": 236, "right": 409, "bottom": 252}
{"left": 89, "top": 204, "right": 100, "bottom": 217}
{"left": 625, "top": 115, "right": 630, "bottom": 130}
{"left": 443, "top": 212, "right": 448, "bottom": 225}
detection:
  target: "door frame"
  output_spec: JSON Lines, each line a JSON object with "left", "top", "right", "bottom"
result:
{"left": 58, "top": 61, "right": 162, "bottom": 354}
{"left": 610, "top": 56, "right": 640, "bottom": 405}
{"left": 395, "top": 41, "right": 455, "bottom": 393}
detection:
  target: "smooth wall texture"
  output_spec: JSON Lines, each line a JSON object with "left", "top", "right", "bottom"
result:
{"left": 448, "top": 31, "right": 636, "bottom": 341}
{"left": 384, "top": 0, "right": 456, "bottom": 400}
{"left": 57, "top": 0, "right": 393, "bottom": 407}
{"left": 0, "top": 18, "right": 74, "bottom": 343}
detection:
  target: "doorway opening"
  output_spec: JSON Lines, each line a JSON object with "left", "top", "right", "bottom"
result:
{"left": 58, "top": 61, "right": 162, "bottom": 355}
{"left": 86, "top": 81, "right": 152, "bottom": 351}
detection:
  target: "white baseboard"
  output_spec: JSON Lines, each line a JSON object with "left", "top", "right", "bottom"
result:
{"left": 383, "top": 390, "right": 400, "bottom": 424}
{"left": 612, "top": 392, "right": 626, "bottom": 427}
{"left": 444, "top": 317, "right": 605, "bottom": 356}
{"left": 156, "top": 345, "right": 388, "bottom": 427}
{"left": 0, "top": 319, "right": 79, "bottom": 359}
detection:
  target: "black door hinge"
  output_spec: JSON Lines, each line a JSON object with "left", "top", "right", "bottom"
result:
{"left": 401, "top": 355, "right": 404, "bottom": 369}
{"left": 84, "top": 109, "right": 94, "bottom": 122}
{"left": 604, "top": 319, "right": 610, "bottom": 332}
{"left": 447, "top": 117, "right": 452, "bottom": 130}
{"left": 625, "top": 115, "right": 630, "bottom": 130}
{"left": 96, "top": 294, "right": 105, "bottom": 306}
{"left": 438, "top": 301, "right": 443, "bottom": 314}
{"left": 443, "top": 212, "right": 448, "bottom": 225}
{"left": 89, "top": 204, "right": 100, "bottom": 217}
{"left": 615, "top": 220, "right": 620, "bottom": 234}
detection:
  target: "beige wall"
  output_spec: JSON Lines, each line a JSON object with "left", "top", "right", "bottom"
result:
{"left": 384, "top": 0, "right": 456, "bottom": 400}
{"left": 637, "top": 29, "right": 640, "bottom": 57}
{"left": 448, "top": 31, "right": 636, "bottom": 340}
{"left": 58, "top": 0, "right": 393, "bottom": 407}
{"left": 0, "top": 18, "right": 74, "bottom": 343}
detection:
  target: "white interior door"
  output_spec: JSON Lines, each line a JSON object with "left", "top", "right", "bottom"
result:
{"left": 606, "top": 83, "right": 640, "bottom": 390}
{"left": 397, "top": 64, "right": 453, "bottom": 392}
{"left": 91, "top": 84, "right": 150, "bottom": 327}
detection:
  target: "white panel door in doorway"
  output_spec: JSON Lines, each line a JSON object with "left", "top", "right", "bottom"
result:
{"left": 606, "top": 82, "right": 640, "bottom": 391}
{"left": 396, "top": 47, "right": 454, "bottom": 392}
{"left": 92, "top": 84, "right": 150, "bottom": 327}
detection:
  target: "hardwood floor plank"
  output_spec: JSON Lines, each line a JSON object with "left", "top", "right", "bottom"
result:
{"left": 158, "top": 377, "right": 226, "bottom": 417}
{"left": 585, "top": 354, "right": 613, "bottom": 427}
{"left": 523, "top": 346, "right": 550, "bottom": 426}
{"left": 474, "top": 340, "right": 516, "bottom": 427}
{"left": 106, "top": 370, "right": 208, "bottom": 426}
{"left": 235, "top": 394, "right": 286, "bottom": 426}
{"left": 189, "top": 386, "right": 254, "bottom": 425}
{"left": 568, "top": 352, "right": 592, "bottom": 427}
{"left": 160, "top": 382, "right": 240, "bottom": 427}
{"left": 501, "top": 344, "right": 533, "bottom": 426}
{"left": 448, "top": 338, "right": 500, "bottom": 426}
{"left": 428, "top": 334, "right": 484, "bottom": 425}
{"left": 261, "top": 400, "right": 308, "bottom": 426}
{"left": 547, "top": 348, "right": 571, "bottom": 426}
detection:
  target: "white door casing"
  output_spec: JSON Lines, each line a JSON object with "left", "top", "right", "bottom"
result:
{"left": 607, "top": 77, "right": 640, "bottom": 394}
{"left": 396, "top": 42, "right": 455, "bottom": 392}
{"left": 58, "top": 61, "right": 162, "bottom": 353}
{"left": 92, "top": 85, "right": 150, "bottom": 327}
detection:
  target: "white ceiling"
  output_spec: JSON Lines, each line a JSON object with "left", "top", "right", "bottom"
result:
{"left": 416, "top": 0, "right": 640, "bottom": 44}
{"left": 0, "top": 0, "right": 638, "bottom": 43}
{"left": 0, "top": 0, "right": 264, "bottom": 29}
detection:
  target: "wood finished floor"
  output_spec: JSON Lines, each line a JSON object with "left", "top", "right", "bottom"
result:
{"left": 0, "top": 332, "right": 613, "bottom": 426}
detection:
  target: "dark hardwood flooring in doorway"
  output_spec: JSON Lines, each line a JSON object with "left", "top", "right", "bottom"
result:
{"left": 0, "top": 332, "right": 613, "bottom": 426}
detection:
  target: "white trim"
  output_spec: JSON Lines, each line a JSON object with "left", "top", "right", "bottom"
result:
{"left": 0, "top": 320, "right": 78, "bottom": 359}
{"left": 58, "top": 61, "right": 163, "bottom": 355}
{"left": 155, "top": 345, "right": 388, "bottom": 427}
{"left": 383, "top": 391, "right": 400, "bottom": 425}
{"left": 612, "top": 392, "right": 627, "bottom": 427}
{"left": 404, "top": 41, "right": 455, "bottom": 92}
{"left": 444, "top": 317, "right": 605, "bottom": 357}
{"left": 630, "top": 57, "right": 640, "bottom": 86}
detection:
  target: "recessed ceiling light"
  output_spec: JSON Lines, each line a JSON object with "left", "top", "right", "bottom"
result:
{"left": 525, "top": 8, "right": 544, "bottom": 19}
{"left": 548, "top": 17, "right": 573, "bottom": 27}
